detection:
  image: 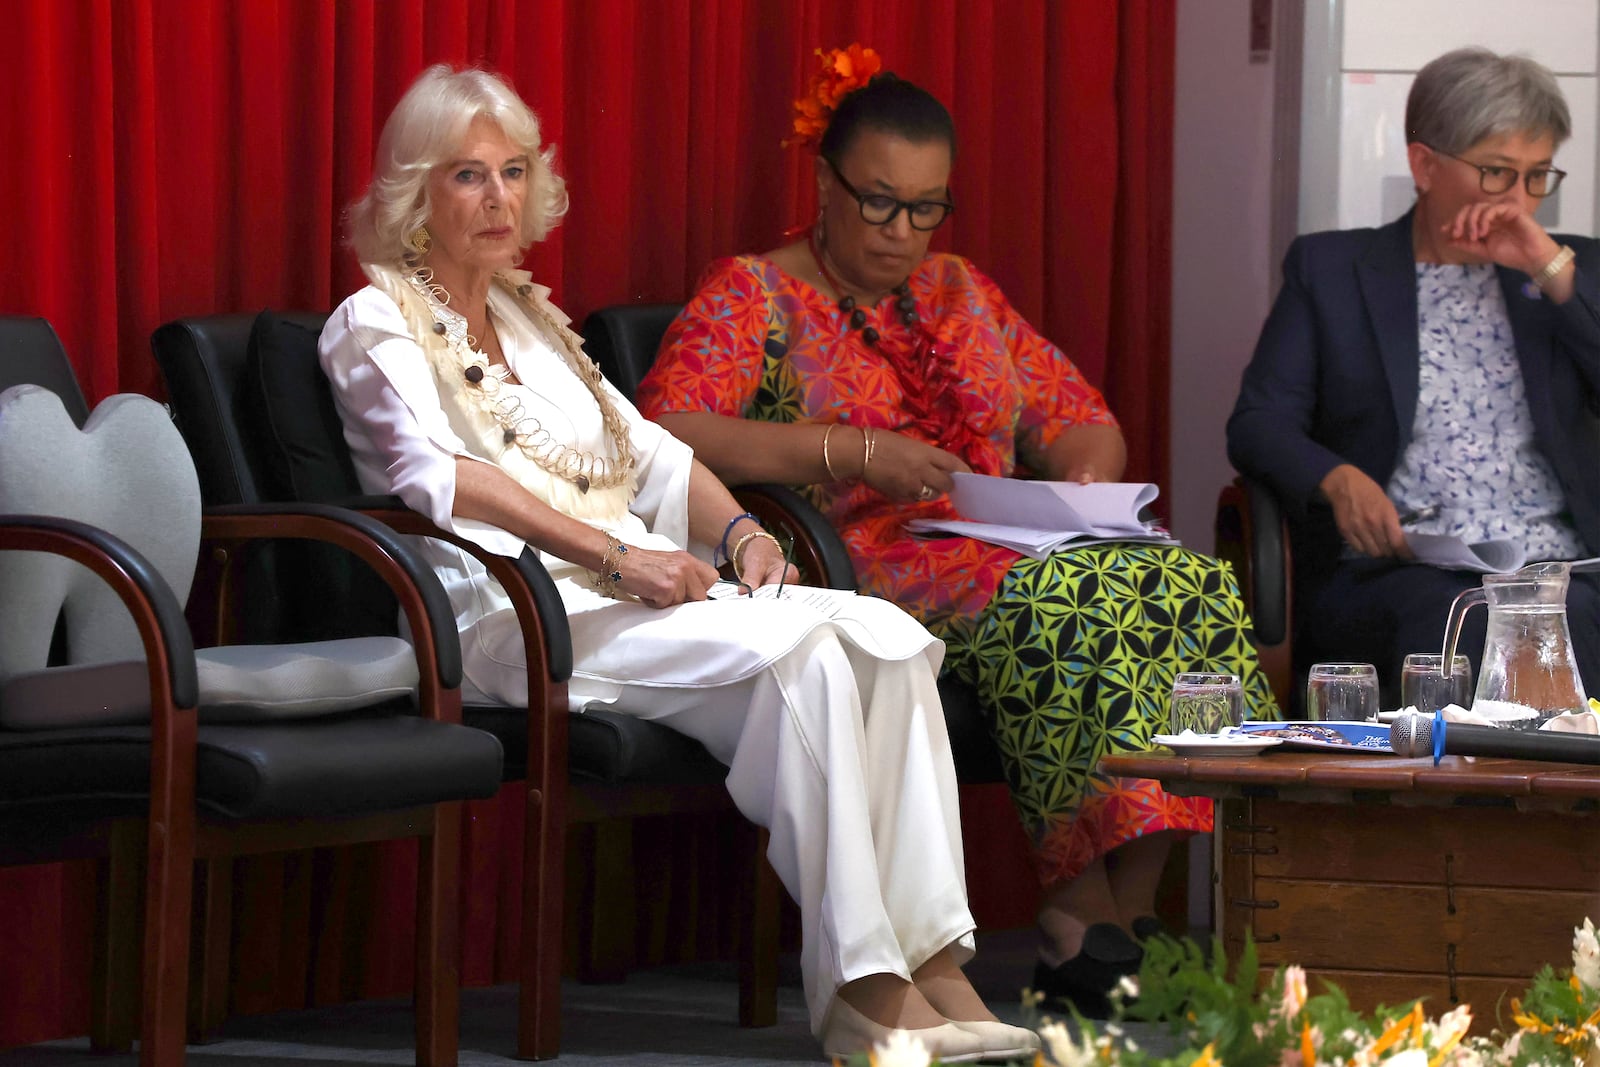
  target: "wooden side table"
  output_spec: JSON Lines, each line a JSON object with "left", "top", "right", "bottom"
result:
{"left": 1102, "top": 750, "right": 1600, "bottom": 1022}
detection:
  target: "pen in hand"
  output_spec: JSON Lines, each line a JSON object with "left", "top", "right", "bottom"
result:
{"left": 775, "top": 536, "right": 794, "bottom": 600}
{"left": 1398, "top": 504, "right": 1440, "bottom": 527}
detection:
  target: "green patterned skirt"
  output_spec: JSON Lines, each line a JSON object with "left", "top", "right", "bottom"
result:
{"left": 941, "top": 543, "right": 1279, "bottom": 885}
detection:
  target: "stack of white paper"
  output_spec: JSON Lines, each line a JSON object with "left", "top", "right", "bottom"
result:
{"left": 905, "top": 472, "right": 1179, "bottom": 559}
{"left": 1405, "top": 532, "right": 1600, "bottom": 575}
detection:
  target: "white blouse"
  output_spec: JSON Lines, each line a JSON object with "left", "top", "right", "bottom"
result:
{"left": 1387, "top": 263, "right": 1586, "bottom": 561}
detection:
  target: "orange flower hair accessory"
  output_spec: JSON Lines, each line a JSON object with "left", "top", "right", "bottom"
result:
{"left": 783, "top": 43, "right": 883, "bottom": 150}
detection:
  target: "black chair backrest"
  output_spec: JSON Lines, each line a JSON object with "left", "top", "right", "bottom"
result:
{"left": 0, "top": 316, "right": 90, "bottom": 426}
{"left": 152, "top": 311, "right": 397, "bottom": 644}
{"left": 151, "top": 312, "right": 332, "bottom": 506}
{"left": 579, "top": 304, "right": 684, "bottom": 401}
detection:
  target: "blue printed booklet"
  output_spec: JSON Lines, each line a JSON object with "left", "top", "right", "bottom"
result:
{"left": 1234, "top": 720, "right": 1393, "bottom": 753}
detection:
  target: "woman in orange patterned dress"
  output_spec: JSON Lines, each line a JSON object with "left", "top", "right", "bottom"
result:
{"left": 637, "top": 69, "right": 1278, "bottom": 1014}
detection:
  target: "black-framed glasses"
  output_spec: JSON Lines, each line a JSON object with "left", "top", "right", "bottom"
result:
{"left": 1427, "top": 144, "right": 1567, "bottom": 198}
{"left": 825, "top": 157, "right": 954, "bottom": 231}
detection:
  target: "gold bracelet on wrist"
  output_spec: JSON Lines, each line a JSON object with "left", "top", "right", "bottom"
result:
{"left": 594, "top": 532, "right": 628, "bottom": 598}
{"left": 858, "top": 425, "right": 872, "bottom": 477}
{"left": 821, "top": 424, "right": 841, "bottom": 482}
{"left": 731, "top": 530, "right": 782, "bottom": 581}
{"left": 1533, "top": 244, "right": 1576, "bottom": 289}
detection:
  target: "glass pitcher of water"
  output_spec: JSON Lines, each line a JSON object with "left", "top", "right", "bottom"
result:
{"left": 1441, "top": 561, "right": 1589, "bottom": 728}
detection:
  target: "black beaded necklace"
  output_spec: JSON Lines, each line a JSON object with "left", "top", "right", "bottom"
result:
{"left": 808, "top": 231, "right": 917, "bottom": 346}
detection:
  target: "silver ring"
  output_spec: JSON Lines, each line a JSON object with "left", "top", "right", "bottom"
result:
{"left": 918, "top": 485, "right": 937, "bottom": 501}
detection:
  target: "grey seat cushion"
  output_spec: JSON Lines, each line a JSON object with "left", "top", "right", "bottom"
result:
{"left": 194, "top": 636, "right": 419, "bottom": 720}
{"left": 0, "top": 637, "right": 419, "bottom": 729}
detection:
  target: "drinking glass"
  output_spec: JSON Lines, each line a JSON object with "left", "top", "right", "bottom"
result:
{"left": 1168, "top": 673, "right": 1245, "bottom": 735}
{"left": 1399, "top": 653, "right": 1472, "bottom": 714}
{"left": 1305, "top": 663, "right": 1380, "bottom": 722}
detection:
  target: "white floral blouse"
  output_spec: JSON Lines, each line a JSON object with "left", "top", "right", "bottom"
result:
{"left": 1386, "top": 263, "right": 1588, "bottom": 560}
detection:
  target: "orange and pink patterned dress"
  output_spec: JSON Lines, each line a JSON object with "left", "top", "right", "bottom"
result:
{"left": 639, "top": 252, "right": 1277, "bottom": 886}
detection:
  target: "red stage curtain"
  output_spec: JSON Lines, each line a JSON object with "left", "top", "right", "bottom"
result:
{"left": 0, "top": 0, "right": 1174, "bottom": 1047}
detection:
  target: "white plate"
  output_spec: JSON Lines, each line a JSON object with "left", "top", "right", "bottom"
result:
{"left": 1152, "top": 734, "right": 1284, "bottom": 756}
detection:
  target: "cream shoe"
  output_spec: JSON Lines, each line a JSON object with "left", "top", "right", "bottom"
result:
{"left": 948, "top": 1018, "right": 1042, "bottom": 1061}
{"left": 821, "top": 999, "right": 989, "bottom": 1063}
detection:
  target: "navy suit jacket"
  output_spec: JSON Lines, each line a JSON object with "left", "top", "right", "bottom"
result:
{"left": 1227, "top": 210, "right": 1600, "bottom": 586}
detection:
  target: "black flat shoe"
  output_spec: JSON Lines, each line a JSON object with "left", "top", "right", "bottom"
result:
{"left": 1031, "top": 922, "right": 1142, "bottom": 1019}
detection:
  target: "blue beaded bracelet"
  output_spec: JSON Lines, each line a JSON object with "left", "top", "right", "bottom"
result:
{"left": 716, "top": 511, "right": 761, "bottom": 567}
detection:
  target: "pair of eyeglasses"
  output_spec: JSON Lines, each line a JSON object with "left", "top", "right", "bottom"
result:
{"left": 825, "top": 157, "right": 954, "bottom": 231}
{"left": 1427, "top": 144, "right": 1567, "bottom": 198}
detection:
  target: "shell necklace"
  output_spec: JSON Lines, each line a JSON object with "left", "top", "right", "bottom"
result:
{"left": 403, "top": 265, "right": 634, "bottom": 493}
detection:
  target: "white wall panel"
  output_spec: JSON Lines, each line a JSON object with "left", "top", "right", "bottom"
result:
{"left": 1342, "top": 0, "right": 1596, "bottom": 73}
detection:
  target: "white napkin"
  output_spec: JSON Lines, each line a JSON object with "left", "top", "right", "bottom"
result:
{"left": 1540, "top": 710, "right": 1600, "bottom": 735}
{"left": 1422, "top": 705, "right": 1600, "bottom": 733}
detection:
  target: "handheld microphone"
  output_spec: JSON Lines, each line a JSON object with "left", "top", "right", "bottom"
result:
{"left": 1388, "top": 712, "right": 1600, "bottom": 766}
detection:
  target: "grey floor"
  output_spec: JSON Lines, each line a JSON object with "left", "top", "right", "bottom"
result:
{"left": 1, "top": 929, "right": 1167, "bottom": 1066}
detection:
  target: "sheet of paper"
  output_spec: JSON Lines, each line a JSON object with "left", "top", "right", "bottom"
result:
{"left": 947, "top": 472, "right": 1160, "bottom": 535}
{"left": 707, "top": 581, "right": 857, "bottom": 614}
{"left": 1404, "top": 533, "right": 1526, "bottom": 574}
{"left": 905, "top": 518, "right": 1179, "bottom": 559}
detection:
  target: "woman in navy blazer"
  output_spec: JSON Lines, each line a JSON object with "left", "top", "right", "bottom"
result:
{"left": 1228, "top": 47, "right": 1600, "bottom": 703}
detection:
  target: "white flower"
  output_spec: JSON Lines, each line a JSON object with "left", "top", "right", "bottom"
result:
{"left": 1431, "top": 1004, "right": 1474, "bottom": 1047}
{"left": 1039, "top": 1020, "right": 1099, "bottom": 1067}
{"left": 1115, "top": 975, "right": 1141, "bottom": 1001}
{"left": 870, "top": 1028, "right": 933, "bottom": 1067}
{"left": 1379, "top": 1049, "right": 1430, "bottom": 1067}
{"left": 1574, "top": 918, "right": 1600, "bottom": 989}
{"left": 1444, "top": 1042, "right": 1487, "bottom": 1067}
{"left": 1278, "top": 965, "right": 1308, "bottom": 1020}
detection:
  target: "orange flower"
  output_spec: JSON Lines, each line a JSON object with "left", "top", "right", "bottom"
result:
{"left": 783, "top": 43, "right": 885, "bottom": 150}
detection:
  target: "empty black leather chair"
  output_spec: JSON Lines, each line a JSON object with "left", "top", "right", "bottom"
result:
{"left": 0, "top": 363, "right": 502, "bottom": 1067}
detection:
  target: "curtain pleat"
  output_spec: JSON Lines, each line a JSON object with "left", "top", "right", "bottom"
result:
{"left": 0, "top": 0, "right": 1174, "bottom": 1045}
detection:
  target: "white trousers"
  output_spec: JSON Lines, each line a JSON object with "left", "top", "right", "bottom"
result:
{"left": 464, "top": 614, "right": 976, "bottom": 1037}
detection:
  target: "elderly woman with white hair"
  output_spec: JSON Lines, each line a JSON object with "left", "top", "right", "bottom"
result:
{"left": 317, "top": 65, "right": 1037, "bottom": 1062}
{"left": 1229, "top": 46, "right": 1600, "bottom": 702}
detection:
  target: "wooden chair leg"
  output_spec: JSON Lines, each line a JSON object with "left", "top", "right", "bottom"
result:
{"left": 186, "top": 857, "right": 234, "bottom": 1043}
{"left": 416, "top": 802, "right": 462, "bottom": 1067}
{"left": 91, "top": 825, "right": 143, "bottom": 1053}
{"left": 738, "top": 825, "right": 780, "bottom": 1028}
{"left": 141, "top": 751, "right": 199, "bottom": 1067}
{"left": 517, "top": 715, "right": 568, "bottom": 1061}
{"left": 574, "top": 818, "right": 635, "bottom": 984}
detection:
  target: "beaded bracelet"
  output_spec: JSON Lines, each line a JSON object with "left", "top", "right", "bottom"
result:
{"left": 594, "top": 532, "right": 628, "bottom": 598}
{"left": 731, "top": 529, "right": 782, "bottom": 582}
{"left": 716, "top": 511, "right": 761, "bottom": 567}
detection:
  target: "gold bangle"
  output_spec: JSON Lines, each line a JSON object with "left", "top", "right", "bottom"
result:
{"left": 859, "top": 425, "right": 871, "bottom": 477}
{"left": 594, "top": 532, "right": 628, "bottom": 598}
{"left": 731, "top": 530, "right": 781, "bottom": 581}
{"left": 821, "top": 424, "right": 841, "bottom": 482}
{"left": 1533, "top": 244, "right": 1576, "bottom": 288}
